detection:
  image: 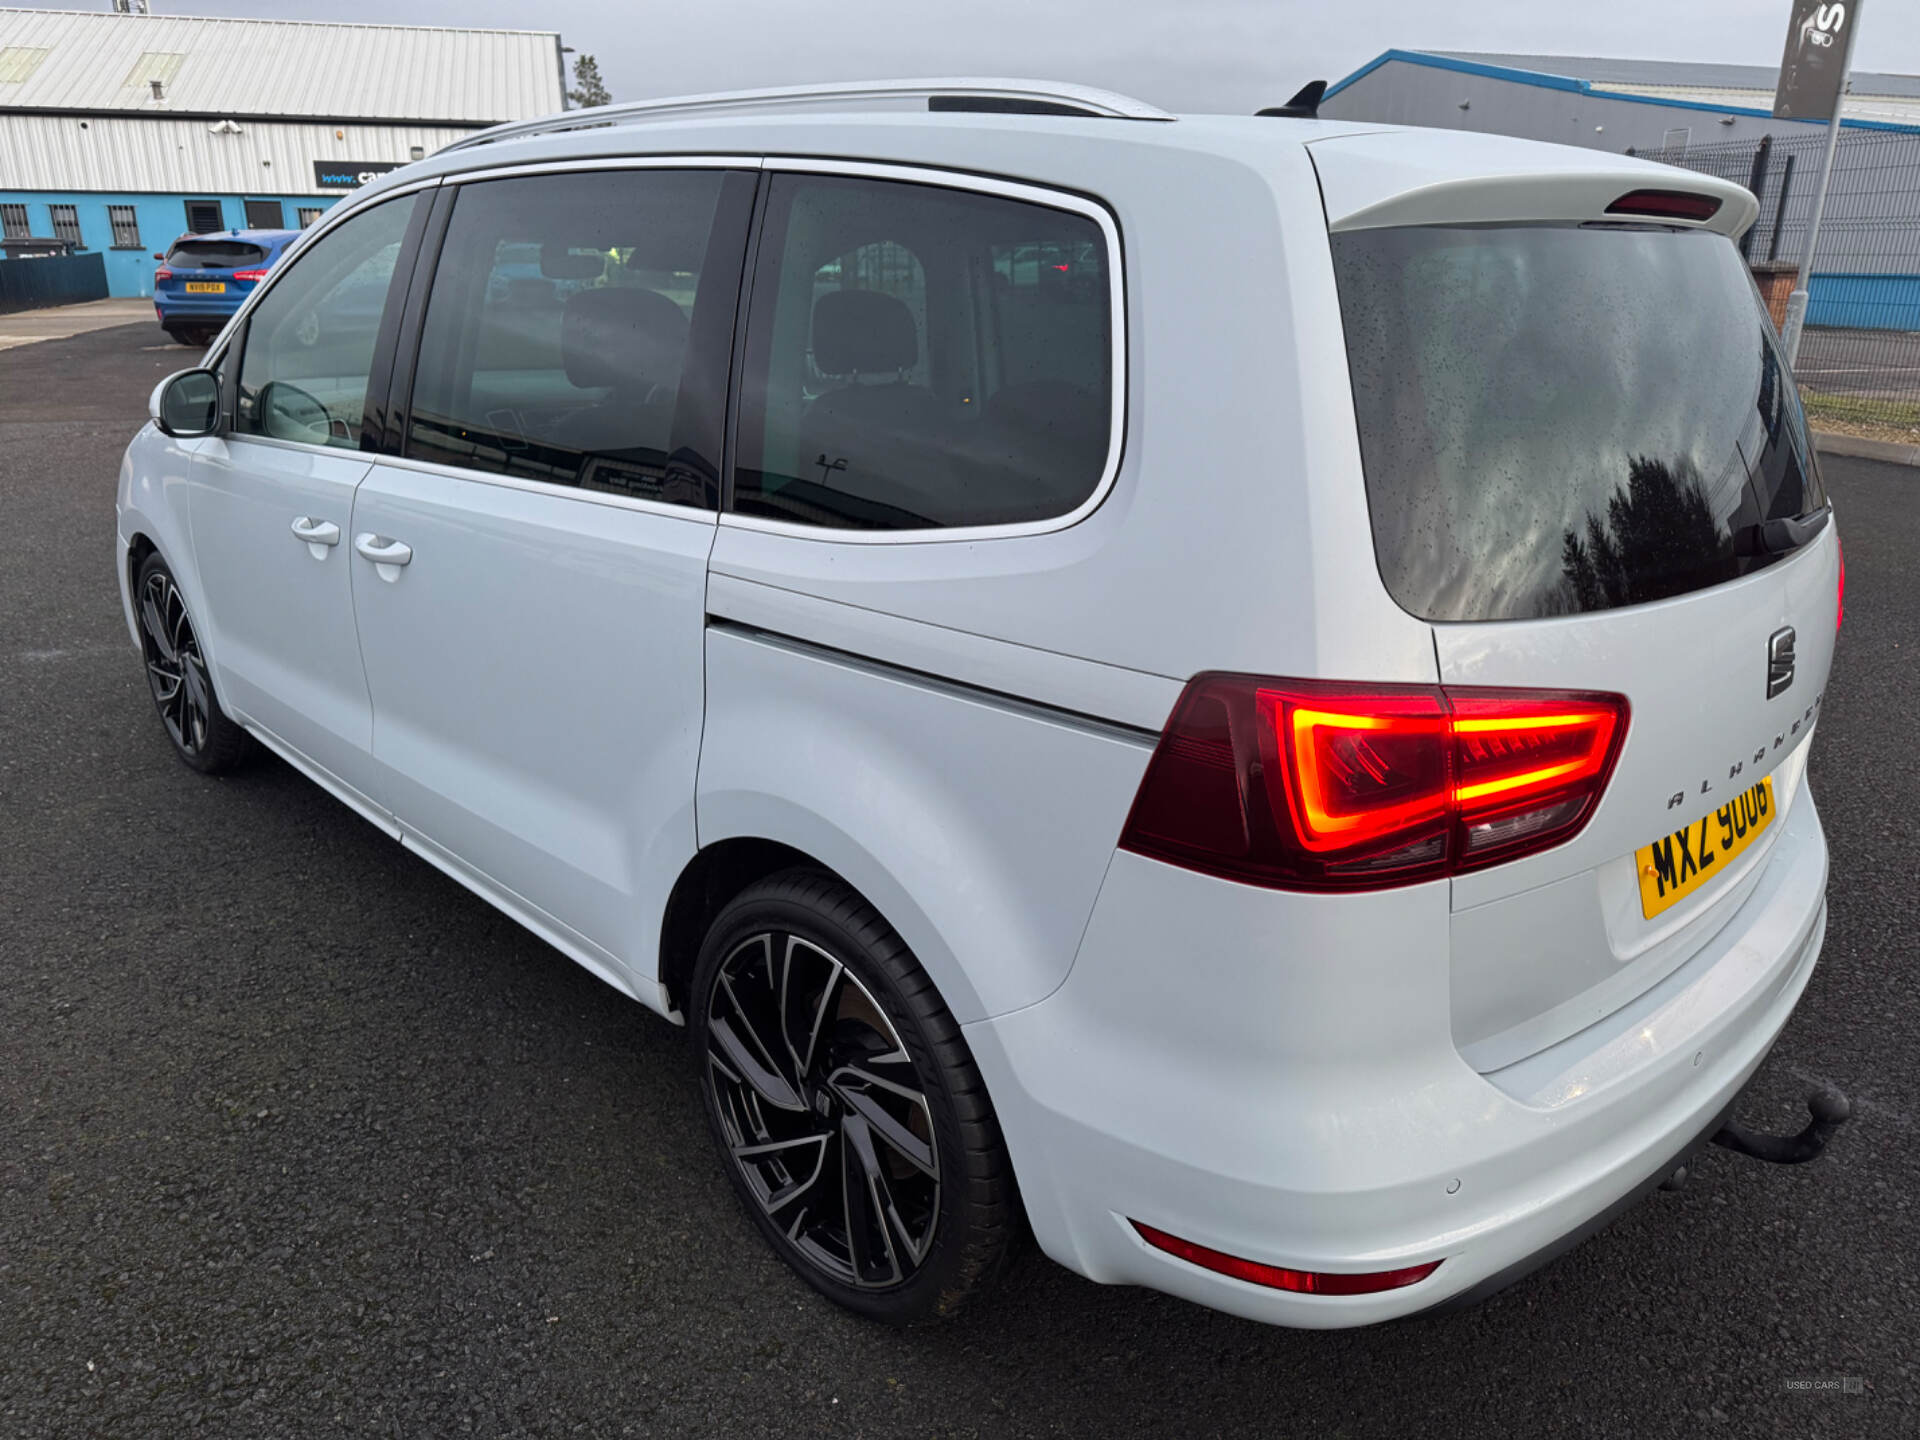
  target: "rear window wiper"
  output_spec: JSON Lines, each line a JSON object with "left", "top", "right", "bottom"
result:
{"left": 1733, "top": 505, "right": 1830, "bottom": 558}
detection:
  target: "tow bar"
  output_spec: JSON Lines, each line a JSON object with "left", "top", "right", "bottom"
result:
{"left": 1660, "top": 1088, "right": 1850, "bottom": 1191}
{"left": 1711, "top": 1087, "right": 1852, "bottom": 1165}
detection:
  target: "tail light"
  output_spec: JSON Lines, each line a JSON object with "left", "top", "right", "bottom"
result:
{"left": 1605, "top": 189, "right": 1722, "bottom": 222}
{"left": 232, "top": 268, "right": 268, "bottom": 282}
{"left": 1835, "top": 533, "right": 1845, "bottom": 632}
{"left": 1119, "top": 674, "right": 1629, "bottom": 891}
{"left": 1132, "top": 1221, "right": 1441, "bottom": 1296}
{"left": 154, "top": 266, "right": 172, "bottom": 281}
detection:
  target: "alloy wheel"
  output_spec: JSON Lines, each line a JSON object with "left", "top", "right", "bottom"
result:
{"left": 139, "top": 569, "right": 213, "bottom": 755}
{"left": 705, "top": 930, "right": 942, "bottom": 1289}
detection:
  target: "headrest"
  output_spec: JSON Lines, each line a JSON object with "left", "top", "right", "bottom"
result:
{"left": 812, "top": 289, "right": 917, "bottom": 376}
{"left": 562, "top": 286, "right": 689, "bottom": 391}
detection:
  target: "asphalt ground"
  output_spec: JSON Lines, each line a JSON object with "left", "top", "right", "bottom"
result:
{"left": 2, "top": 321, "right": 1917, "bottom": 1439}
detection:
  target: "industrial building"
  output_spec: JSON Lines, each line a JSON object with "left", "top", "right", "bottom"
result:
{"left": 1320, "top": 50, "right": 1920, "bottom": 152}
{"left": 0, "top": 7, "right": 566, "bottom": 298}
{"left": 1322, "top": 51, "right": 1920, "bottom": 331}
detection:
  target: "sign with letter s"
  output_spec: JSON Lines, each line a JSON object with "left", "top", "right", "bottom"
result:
{"left": 1774, "top": 0, "right": 1854, "bottom": 120}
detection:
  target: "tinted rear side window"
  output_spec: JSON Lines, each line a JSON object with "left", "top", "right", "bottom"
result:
{"left": 167, "top": 239, "right": 267, "bottom": 270}
{"left": 1332, "top": 224, "right": 1825, "bottom": 622}
{"left": 734, "top": 173, "right": 1115, "bottom": 531}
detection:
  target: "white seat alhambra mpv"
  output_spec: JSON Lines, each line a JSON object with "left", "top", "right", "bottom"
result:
{"left": 119, "top": 80, "right": 1845, "bottom": 1329}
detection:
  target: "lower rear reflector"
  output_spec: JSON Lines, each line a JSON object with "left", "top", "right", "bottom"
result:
{"left": 1132, "top": 1220, "right": 1442, "bottom": 1296}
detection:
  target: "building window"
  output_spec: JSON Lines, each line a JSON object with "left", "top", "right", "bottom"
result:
{"left": 0, "top": 203, "right": 28, "bottom": 239}
{"left": 244, "top": 199, "right": 283, "bottom": 229}
{"left": 108, "top": 205, "right": 141, "bottom": 249}
{"left": 49, "top": 204, "right": 83, "bottom": 246}
{"left": 185, "top": 199, "right": 224, "bottom": 234}
{"left": 296, "top": 207, "right": 324, "bottom": 229}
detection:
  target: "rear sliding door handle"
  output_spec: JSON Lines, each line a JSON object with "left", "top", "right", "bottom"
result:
{"left": 354, "top": 532, "right": 412, "bottom": 581}
{"left": 354, "top": 533, "right": 412, "bottom": 565}
{"left": 289, "top": 516, "right": 340, "bottom": 559}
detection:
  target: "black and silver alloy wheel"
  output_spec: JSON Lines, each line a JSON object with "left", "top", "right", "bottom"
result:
{"left": 691, "top": 868, "right": 1015, "bottom": 1324}
{"left": 707, "top": 930, "right": 941, "bottom": 1289}
{"left": 133, "top": 552, "right": 251, "bottom": 774}
{"left": 139, "top": 567, "right": 213, "bottom": 755}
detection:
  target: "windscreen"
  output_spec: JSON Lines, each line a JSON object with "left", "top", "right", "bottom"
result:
{"left": 1332, "top": 223, "right": 1825, "bottom": 622}
{"left": 166, "top": 240, "right": 267, "bottom": 271}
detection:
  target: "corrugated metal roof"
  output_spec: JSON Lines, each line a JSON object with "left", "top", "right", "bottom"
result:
{"left": 0, "top": 7, "right": 563, "bottom": 122}
{"left": 1433, "top": 51, "right": 1920, "bottom": 102}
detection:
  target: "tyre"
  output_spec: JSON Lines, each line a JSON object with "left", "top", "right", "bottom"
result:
{"left": 133, "top": 551, "right": 252, "bottom": 774}
{"left": 690, "top": 868, "right": 1015, "bottom": 1324}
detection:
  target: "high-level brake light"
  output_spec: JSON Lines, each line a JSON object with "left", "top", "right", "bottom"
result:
{"left": 1604, "top": 189, "right": 1723, "bottom": 222}
{"left": 1119, "top": 675, "right": 1629, "bottom": 891}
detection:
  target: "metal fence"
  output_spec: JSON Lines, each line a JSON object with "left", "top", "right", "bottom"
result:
{"left": 0, "top": 250, "right": 106, "bottom": 313}
{"left": 1639, "top": 129, "right": 1920, "bottom": 439}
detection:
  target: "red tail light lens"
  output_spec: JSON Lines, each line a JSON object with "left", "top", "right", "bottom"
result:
{"left": 1132, "top": 1221, "right": 1441, "bottom": 1295}
{"left": 1120, "top": 675, "right": 1629, "bottom": 891}
{"left": 232, "top": 268, "right": 268, "bottom": 282}
{"left": 1835, "top": 534, "right": 1845, "bottom": 631}
{"left": 1605, "top": 189, "right": 1723, "bottom": 222}
{"left": 154, "top": 267, "right": 172, "bottom": 281}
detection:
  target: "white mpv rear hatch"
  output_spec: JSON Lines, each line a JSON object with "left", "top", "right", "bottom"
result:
{"left": 1312, "top": 131, "right": 1841, "bottom": 1072}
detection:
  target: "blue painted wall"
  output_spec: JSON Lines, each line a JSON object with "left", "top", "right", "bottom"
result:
{"left": 0, "top": 192, "right": 343, "bottom": 298}
{"left": 1807, "top": 273, "right": 1920, "bottom": 332}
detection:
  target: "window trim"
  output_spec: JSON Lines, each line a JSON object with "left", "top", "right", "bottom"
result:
{"left": 721, "top": 157, "right": 1128, "bottom": 546}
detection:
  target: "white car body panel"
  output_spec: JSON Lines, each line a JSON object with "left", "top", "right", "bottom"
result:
{"left": 114, "top": 99, "right": 1839, "bottom": 1327}
{"left": 698, "top": 623, "right": 1155, "bottom": 1023}
{"left": 346, "top": 460, "right": 715, "bottom": 999}
{"left": 187, "top": 434, "right": 380, "bottom": 799}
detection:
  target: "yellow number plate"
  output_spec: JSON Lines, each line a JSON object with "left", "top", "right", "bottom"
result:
{"left": 184, "top": 281, "right": 225, "bottom": 293}
{"left": 1636, "top": 777, "right": 1776, "bottom": 919}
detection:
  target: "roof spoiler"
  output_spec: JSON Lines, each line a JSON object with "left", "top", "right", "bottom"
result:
{"left": 1258, "top": 81, "right": 1327, "bottom": 119}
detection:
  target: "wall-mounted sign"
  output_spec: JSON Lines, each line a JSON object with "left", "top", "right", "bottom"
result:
{"left": 312, "top": 160, "right": 402, "bottom": 190}
{"left": 1774, "top": 0, "right": 1855, "bottom": 121}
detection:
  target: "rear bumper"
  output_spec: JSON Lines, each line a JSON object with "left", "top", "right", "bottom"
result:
{"left": 154, "top": 301, "right": 238, "bottom": 324}
{"left": 965, "top": 785, "right": 1828, "bottom": 1328}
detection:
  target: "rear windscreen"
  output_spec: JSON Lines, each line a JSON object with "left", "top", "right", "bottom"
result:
{"left": 166, "top": 240, "right": 267, "bottom": 270}
{"left": 1332, "top": 224, "right": 1825, "bottom": 622}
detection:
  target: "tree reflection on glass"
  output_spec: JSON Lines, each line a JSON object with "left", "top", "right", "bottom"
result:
{"left": 1560, "top": 455, "right": 1734, "bottom": 613}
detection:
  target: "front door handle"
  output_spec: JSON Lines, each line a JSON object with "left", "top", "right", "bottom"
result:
{"left": 290, "top": 516, "right": 340, "bottom": 558}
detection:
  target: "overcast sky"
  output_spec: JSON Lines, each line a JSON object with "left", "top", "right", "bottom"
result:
{"left": 29, "top": 0, "right": 1920, "bottom": 112}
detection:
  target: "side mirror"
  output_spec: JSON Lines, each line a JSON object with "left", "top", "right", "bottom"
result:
{"left": 149, "top": 368, "right": 220, "bottom": 438}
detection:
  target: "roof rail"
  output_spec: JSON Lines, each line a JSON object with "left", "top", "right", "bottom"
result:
{"left": 440, "top": 78, "right": 1175, "bottom": 154}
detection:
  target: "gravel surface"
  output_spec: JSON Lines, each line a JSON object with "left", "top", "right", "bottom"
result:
{"left": 3, "top": 323, "right": 1915, "bottom": 1438}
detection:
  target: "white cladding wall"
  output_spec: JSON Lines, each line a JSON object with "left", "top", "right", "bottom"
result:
{"left": 0, "top": 113, "right": 473, "bottom": 193}
{"left": 0, "top": 9, "right": 562, "bottom": 122}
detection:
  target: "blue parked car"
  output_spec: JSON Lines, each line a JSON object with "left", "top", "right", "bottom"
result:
{"left": 153, "top": 229, "right": 301, "bottom": 347}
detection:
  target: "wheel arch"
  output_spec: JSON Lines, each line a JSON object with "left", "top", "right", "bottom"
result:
{"left": 658, "top": 836, "right": 820, "bottom": 1017}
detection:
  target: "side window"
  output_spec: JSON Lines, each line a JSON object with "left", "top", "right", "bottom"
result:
{"left": 734, "top": 173, "right": 1115, "bottom": 531}
{"left": 402, "top": 168, "right": 728, "bottom": 506}
{"left": 235, "top": 195, "right": 414, "bottom": 449}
